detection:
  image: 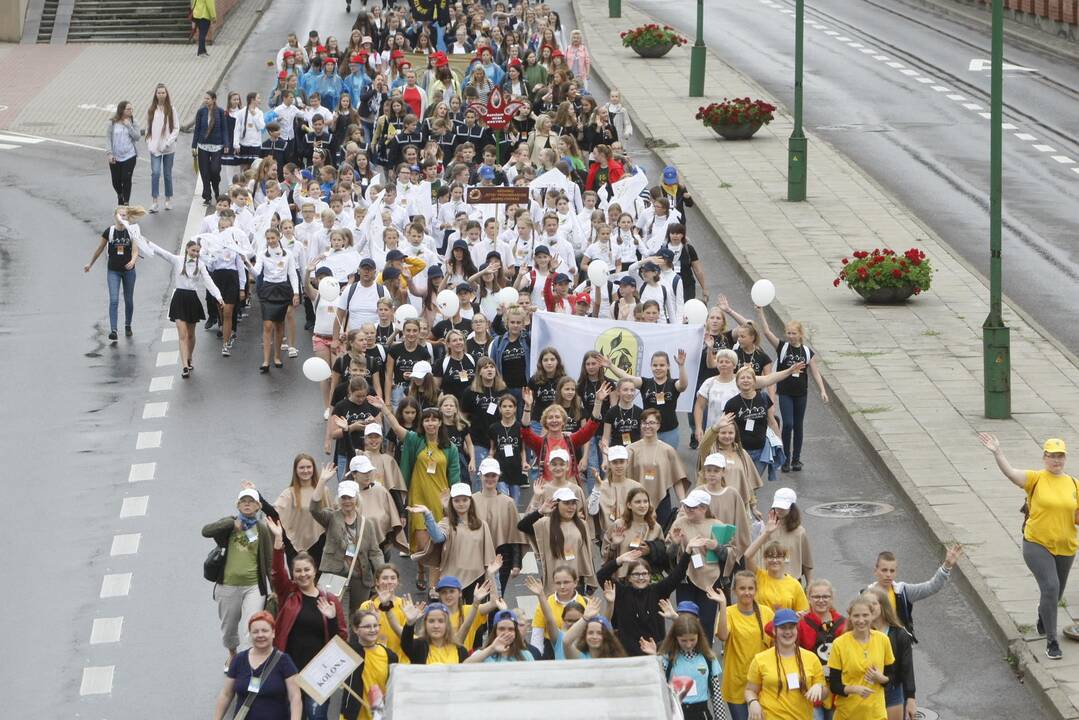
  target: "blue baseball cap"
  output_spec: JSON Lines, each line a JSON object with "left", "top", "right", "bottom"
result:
{"left": 493, "top": 609, "right": 519, "bottom": 625}
{"left": 553, "top": 272, "right": 572, "bottom": 284}
{"left": 773, "top": 609, "right": 800, "bottom": 627}
{"left": 676, "top": 601, "right": 700, "bottom": 616}
{"left": 435, "top": 575, "right": 462, "bottom": 591}
{"left": 617, "top": 275, "right": 637, "bottom": 286}
{"left": 662, "top": 166, "right": 678, "bottom": 183}
{"left": 452, "top": 239, "right": 469, "bottom": 250}
{"left": 424, "top": 601, "right": 451, "bottom": 616}
{"left": 314, "top": 266, "right": 334, "bottom": 278}
{"left": 385, "top": 249, "right": 406, "bottom": 262}
{"left": 428, "top": 265, "right": 444, "bottom": 278}
{"left": 478, "top": 165, "right": 495, "bottom": 180}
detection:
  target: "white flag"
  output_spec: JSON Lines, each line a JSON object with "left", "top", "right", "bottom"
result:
{"left": 528, "top": 312, "right": 703, "bottom": 412}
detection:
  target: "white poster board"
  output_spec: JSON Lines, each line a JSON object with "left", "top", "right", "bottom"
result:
{"left": 297, "top": 635, "right": 363, "bottom": 705}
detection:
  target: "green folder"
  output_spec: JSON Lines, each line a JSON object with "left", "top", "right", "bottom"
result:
{"left": 705, "top": 523, "right": 737, "bottom": 563}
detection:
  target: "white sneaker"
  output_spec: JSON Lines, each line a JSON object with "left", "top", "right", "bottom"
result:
{"left": 280, "top": 341, "right": 289, "bottom": 351}
{"left": 165, "top": 198, "right": 173, "bottom": 211}
{"left": 288, "top": 346, "right": 299, "bottom": 358}
{"left": 323, "top": 407, "right": 332, "bottom": 420}
{"left": 149, "top": 199, "right": 160, "bottom": 213}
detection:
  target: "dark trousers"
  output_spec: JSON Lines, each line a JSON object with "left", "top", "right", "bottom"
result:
{"left": 108, "top": 156, "right": 136, "bottom": 204}
{"left": 197, "top": 148, "right": 222, "bottom": 202}
{"left": 778, "top": 393, "right": 808, "bottom": 462}
{"left": 195, "top": 18, "right": 211, "bottom": 54}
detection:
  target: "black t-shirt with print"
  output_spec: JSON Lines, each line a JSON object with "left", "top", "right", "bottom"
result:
{"left": 604, "top": 404, "right": 642, "bottom": 446}
{"left": 500, "top": 337, "right": 528, "bottom": 388}
{"left": 775, "top": 342, "right": 811, "bottom": 398}
{"left": 333, "top": 397, "right": 379, "bottom": 457}
{"left": 529, "top": 376, "right": 559, "bottom": 417}
{"left": 388, "top": 343, "right": 431, "bottom": 386}
{"left": 445, "top": 424, "right": 468, "bottom": 461}
{"left": 578, "top": 377, "right": 611, "bottom": 418}
{"left": 735, "top": 347, "right": 772, "bottom": 376}
{"left": 665, "top": 242, "right": 700, "bottom": 300}
{"left": 697, "top": 330, "right": 735, "bottom": 387}
{"left": 103, "top": 226, "right": 133, "bottom": 271}
{"left": 435, "top": 354, "right": 476, "bottom": 401}
{"left": 641, "top": 378, "right": 681, "bottom": 432}
{"left": 375, "top": 322, "right": 396, "bottom": 347}
{"left": 432, "top": 317, "right": 473, "bottom": 341}
{"left": 466, "top": 336, "right": 490, "bottom": 363}
{"left": 722, "top": 392, "right": 772, "bottom": 451}
{"left": 364, "top": 346, "right": 387, "bottom": 391}
{"left": 463, "top": 387, "right": 502, "bottom": 446}
{"left": 489, "top": 419, "right": 525, "bottom": 485}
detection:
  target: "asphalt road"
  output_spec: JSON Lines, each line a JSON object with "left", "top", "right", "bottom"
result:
{"left": 0, "top": 0, "right": 1048, "bottom": 717}
{"left": 637, "top": 0, "right": 1079, "bottom": 350}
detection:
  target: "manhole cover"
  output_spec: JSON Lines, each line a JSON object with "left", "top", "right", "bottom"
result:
{"left": 1064, "top": 624, "right": 1079, "bottom": 642}
{"left": 913, "top": 710, "right": 938, "bottom": 720}
{"left": 805, "top": 501, "right": 894, "bottom": 518}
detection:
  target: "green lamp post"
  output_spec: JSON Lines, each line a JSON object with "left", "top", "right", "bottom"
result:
{"left": 787, "top": 0, "right": 806, "bottom": 201}
{"left": 689, "top": 0, "right": 705, "bottom": 97}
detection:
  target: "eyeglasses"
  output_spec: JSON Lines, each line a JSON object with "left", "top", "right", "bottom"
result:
{"left": 809, "top": 595, "right": 832, "bottom": 601}
{"left": 628, "top": 572, "right": 650, "bottom": 578}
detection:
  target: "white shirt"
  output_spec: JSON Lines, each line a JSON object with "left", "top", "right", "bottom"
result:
{"left": 319, "top": 247, "right": 362, "bottom": 284}
{"left": 148, "top": 242, "right": 223, "bottom": 302}
{"left": 233, "top": 106, "right": 265, "bottom": 148}
{"left": 302, "top": 105, "right": 334, "bottom": 125}
{"left": 252, "top": 247, "right": 300, "bottom": 291}
{"left": 294, "top": 220, "right": 324, "bottom": 261}
{"left": 697, "top": 376, "right": 739, "bottom": 422}
{"left": 270, "top": 103, "right": 301, "bottom": 140}
{"left": 334, "top": 280, "right": 382, "bottom": 330}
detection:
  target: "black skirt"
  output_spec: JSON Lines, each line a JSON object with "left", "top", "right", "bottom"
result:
{"left": 210, "top": 269, "right": 241, "bottom": 304}
{"left": 169, "top": 289, "right": 205, "bottom": 323}
{"left": 258, "top": 281, "right": 293, "bottom": 323}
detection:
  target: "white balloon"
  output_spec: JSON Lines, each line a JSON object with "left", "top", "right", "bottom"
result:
{"left": 682, "top": 298, "right": 708, "bottom": 325}
{"left": 751, "top": 279, "right": 776, "bottom": 307}
{"left": 436, "top": 289, "right": 460, "bottom": 317}
{"left": 318, "top": 277, "right": 340, "bottom": 302}
{"left": 302, "top": 357, "right": 332, "bottom": 382}
{"left": 497, "top": 287, "right": 519, "bottom": 306}
{"left": 586, "top": 260, "right": 609, "bottom": 287}
{"left": 394, "top": 304, "right": 419, "bottom": 324}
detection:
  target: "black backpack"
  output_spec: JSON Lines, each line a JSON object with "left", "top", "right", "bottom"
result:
{"left": 711, "top": 544, "right": 745, "bottom": 602}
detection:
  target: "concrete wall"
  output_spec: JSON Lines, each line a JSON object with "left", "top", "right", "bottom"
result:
{"left": 0, "top": 0, "right": 28, "bottom": 42}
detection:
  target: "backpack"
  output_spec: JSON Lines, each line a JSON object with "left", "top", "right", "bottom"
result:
{"left": 777, "top": 341, "right": 813, "bottom": 367}
{"left": 802, "top": 612, "right": 845, "bottom": 667}
{"left": 340, "top": 279, "right": 387, "bottom": 333}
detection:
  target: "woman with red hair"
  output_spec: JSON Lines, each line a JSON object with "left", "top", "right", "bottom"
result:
{"left": 213, "top": 611, "right": 302, "bottom": 720}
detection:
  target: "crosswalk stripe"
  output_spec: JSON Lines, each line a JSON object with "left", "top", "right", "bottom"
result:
{"left": 0, "top": 144, "right": 18, "bottom": 150}
{"left": 0, "top": 133, "right": 45, "bottom": 144}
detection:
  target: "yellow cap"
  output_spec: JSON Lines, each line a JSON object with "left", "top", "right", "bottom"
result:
{"left": 1043, "top": 438, "right": 1067, "bottom": 454}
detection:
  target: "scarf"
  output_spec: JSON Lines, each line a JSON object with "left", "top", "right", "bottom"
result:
{"left": 238, "top": 513, "right": 259, "bottom": 530}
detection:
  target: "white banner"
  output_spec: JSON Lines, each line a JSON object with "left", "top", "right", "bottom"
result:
{"left": 528, "top": 312, "right": 703, "bottom": 412}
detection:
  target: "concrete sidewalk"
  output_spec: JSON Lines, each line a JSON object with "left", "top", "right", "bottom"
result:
{"left": 0, "top": 0, "right": 267, "bottom": 139}
{"left": 576, "top": 0, "right": 1079, "bottom": 716}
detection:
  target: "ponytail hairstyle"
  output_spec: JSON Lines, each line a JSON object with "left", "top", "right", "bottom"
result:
{"left": 731, "top": 570, "right": 764, "bottom": 643}
{"left": 180, "top": 240, "right": 200, "bottom": 277}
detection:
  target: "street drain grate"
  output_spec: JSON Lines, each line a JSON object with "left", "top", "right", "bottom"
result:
{"left": 913, "top": 710, "right": 938, "bottom": 720}
{"left": 805, "top": 501, "right": 894, "bottom": 518}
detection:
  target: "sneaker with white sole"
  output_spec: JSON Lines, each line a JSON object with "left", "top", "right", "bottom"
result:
{"left": 1046, "top": 641, "right": 1063, "bottom": 660}
{"left": 165, "top": 198, "right": 173, "bottom": 210}
{"left": 288, "top": 346, "right": 299, "bottom": 358}
{"left": 323, "top": 407, "right": 332, "bottom": 420}
{"left": 280, "top": 341, "right": 289, "bottom": 351}
{"left": 221, "top": 346, "right": 231, "bottom": 357}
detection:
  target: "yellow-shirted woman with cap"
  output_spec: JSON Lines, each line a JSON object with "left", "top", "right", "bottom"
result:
{"left": 745, "top": 608, "right": 826, "bottom": 720}
{"left": 742, "top": 511, "right": 809, "bottom": 614}
{"left": 980, "top": 433, "right": 1078, "bottom": 660}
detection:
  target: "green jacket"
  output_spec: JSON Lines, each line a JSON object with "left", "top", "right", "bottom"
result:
{"left": 398, "top": 430, "right": 460, "bottom": 489}
{"left": 192, "top": 0, "right": 216, "bottom": 22}
{"left": 201, "top": 516, "right": 272, "bottom": 595}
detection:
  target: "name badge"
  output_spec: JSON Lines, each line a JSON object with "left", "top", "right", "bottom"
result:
{"left": 655, "top": 393, "right": 665, "bottom": 406}
{"left": 247, "top": 675, "right": 262, "bottom": 694}
{"left": 503, "top": 444, "right": 514, "bottom": 458}
{"left": 691, "top": 553, "right": 705, "bottom": 568}
{"left": 643, "top": 466, "right": 657, "bottom": 483}
{"left": 115, "top": 245, "right": 125, "bottom": 256}
{"left": 345, "top": 543, "right": 357, "bottom": 558}
{"left": 792, "top": 371, "right": 801, "bottom": 378}
{"left": 458, "top": 371, "right": 469, "bottom": 382}
{"left": 245, "top": 527, "right": 258, "bottom": 543}
{"left": 426, "top": 461, "right": 436, "bottom": 474}
{"left": 621, "top": 432, "right": 632, "bottom": 445}
{"left": 487, "top": 402, "right": 497, "bottom": 415}
{"left": 629, "top": 536, "right": 642, "bottom": 549}
{"left": 786, "top": 672, "right": 801, "bottom": 690}
{"left": 564, "top": 546, "right": 576, "bottom": 562}
{"left": 744, "top": 418, "right": 755, "bottom": 432}
{"left": 277, "top": 261, "right": 285, "bottom": 269}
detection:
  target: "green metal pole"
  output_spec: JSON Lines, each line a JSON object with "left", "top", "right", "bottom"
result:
{"left": 689, "top": 0, "right": 706, "bottom": 97}
{"left": 787, "top": 0, "right": 806, "bottom": 201}
{"left": 983, "top": 0, "right": 1011, "bottom": 418}
{"left": 609, "top": 0, "right": 621, "bottom": 19}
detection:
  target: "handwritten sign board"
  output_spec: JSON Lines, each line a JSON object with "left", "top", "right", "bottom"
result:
{"left": 467, "top": 186, "right": 530, "bottom": 205}
{"left": 297, "top": 635, "right": 363, "bottom": 705}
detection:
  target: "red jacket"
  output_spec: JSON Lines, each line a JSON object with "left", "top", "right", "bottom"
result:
{"left": 521, "top": 420, "right": 599, "bottom": 483}
{"left": 271, "top": 546, "right": 347, "bottom": 652}
{"left": 585, "top": 159, "right": 625, "bottom": 191}
{"left": 542, "top": 272, "right": 573, "bottom": 313}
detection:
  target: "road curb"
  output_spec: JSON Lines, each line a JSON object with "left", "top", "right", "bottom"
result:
{"left": 179, "top": 0, "right": 276, "bottom": 134}
{"left": 900, "top": 0, "right": 1079, "bottom": 63}
{"left": 577, "top": 1, "right": 1075, "bottom": 717}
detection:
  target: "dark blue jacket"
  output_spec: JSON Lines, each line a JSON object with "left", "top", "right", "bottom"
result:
{"left": 191, "top": 105, "right": 229, "bottom": 148}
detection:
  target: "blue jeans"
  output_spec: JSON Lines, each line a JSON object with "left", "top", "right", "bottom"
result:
{"left": 303, "top": 695, "right": 329, "bottom": 720}
{"left": 496, "top": 481, "right": 521, "bottom": 503}
{"left": 778, "top": 393, "right": 808, "bottom": 463}
{"left": 584, "top": 435, "right": 602, "bottom": 494}
{"left": 884, "top": 682, "right": 904, "bottom": 707}
{"left": 150, "top": 152, "right": 174, "bottom": 198}
{"left": 471, "top": 445, "right": 490, "bottom": 490}
{"left": 107, "top": 268, "right": 136, "bottom": 331}
{"left": 727, "top": 702, "right": 749, "bottom": 720}
{"left": 658, "top": 428, "right": 680, "bottom": 451}
{"left": 813, "top": 707, "right": 834, "bottom": 720}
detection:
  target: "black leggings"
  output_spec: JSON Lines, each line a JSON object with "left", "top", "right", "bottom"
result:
{"left": 197, "top": 148, "right": 222, "bottom": 202}
{"left": 108, "top": 156, "right": 136, "bottom": 204}
{"left": 1023, "top": 540, "right": 1074, "bottom": 641}
{"left": 195, "top": 18, "right": 211, "bottom": 54}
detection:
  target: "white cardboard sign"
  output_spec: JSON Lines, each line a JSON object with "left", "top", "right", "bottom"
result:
{"left": 297, "top": 635, "right": 363, "bottom": 705}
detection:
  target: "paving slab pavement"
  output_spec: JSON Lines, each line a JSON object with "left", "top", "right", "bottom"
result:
{"left": 576, "top": 0, "right": 1079, "bottom": 715}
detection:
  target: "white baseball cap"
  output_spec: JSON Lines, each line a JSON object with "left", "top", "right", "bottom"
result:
{"left": 237, "top": 488, "right": 259, "bottom": 502}
{"left": 479, "top": 458, "right": 502, "bottom": 475}
{"left": 607, "top": 445, "right": 629, "bottom": 462}
{"left": 338, "top": 480, "right": 360, "bottom": 498}
{"left": 772, "top": 487, "right": 797, "bottom": 510}
{"left": 681, "top": 489, "right": 712, "bottom": 508}
{"left": 410, "top": 360, "right": 432, "bottom": 379}
{"left": 364, "top": 423, "right": 383, "bottom": 436}
{"left": 702, "top": 453, "right": 727, "bottom": 468}
{"left": 449, "top": 482, "right": 473, "bottom": 498}
{"left": 548, "top": 448, "right": 571, "bottom": 463}
{"left": 349, "top": 455, "right": 375, "bottom": 474}
{"left": 552, "top": 487, "right": 578, "bottom": 503}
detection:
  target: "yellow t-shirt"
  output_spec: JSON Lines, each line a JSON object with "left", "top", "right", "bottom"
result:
{"left": 887, "top": 587, "right": 897, "bottom": 614}
{"left": 721, "top": 604, "right": 775, "bottom": 703}
{"left": 358, "top": 644, "right": 391, "bottom": 720}
{"left": 532, "top": 592, "right": 586, "bottom": 639}
{"left": 828, "top": 630, "right": 895, "bottom": 720}
{"left": 449, "top": 604, "right": 487, "bottom": 649}
{"left": 747, "top": 647, "right": 825, "bottom": 720}
{"left": 425, "top": 642, "right": 461, "bottom": 665}
{"left": 359, "top": 597, "right": 410, "bottom": 664}
{"left": 756, "top": 569, "right": 810, "bottom": 613}
{"left": 1024, "top": 470, "right": 1079, "bottom": 556}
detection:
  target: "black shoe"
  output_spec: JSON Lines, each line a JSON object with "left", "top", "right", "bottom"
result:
{"left": 1046, "top": 641, "right": 1063, "bottom": 660}
{"left": 792, "top": 460, "right": 804, "bottom": 472}
{"left": 260, "top": 365, "right": 270, "bottom": 374}
{"left": 346, "top": 0, "right": 351, "bottom": 10}
{"left": 181, "top": 366, "right": 191, "bottom": 379}
{"left": 108, "top": 330, "right": 118, "bottom": 341}
{"left": 216, "top": 329, "right": 224, "bottom": 338}
{"left": 781, "top": 462, "right": 791, "bottom": 473}
{"left": 273, "top": 361, "right": 283, "bottom": 368}
{"left": 205, "top": 317, "right": 218, "bottom": 331}
{"left": 689, "top": 437, "right": 699, "bottom": 450}
{"left": 125, "top": 326, "right": 133, "bottom": 337}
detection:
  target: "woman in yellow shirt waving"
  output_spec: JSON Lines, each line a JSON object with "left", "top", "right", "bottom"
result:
{"left": 716, "top": 571, "right": 774, "bottom": 720}
{"left": 827, "top": 597, "right": 894, "bottom": 720}
{"left": 743, "top": 511, "right": 810, "bottom": 613}
{"left": 980, "top": 433, "right": 1077, "bottom": 660}
{"left": 746, "top": 608, "right": 826, "bottom": 720}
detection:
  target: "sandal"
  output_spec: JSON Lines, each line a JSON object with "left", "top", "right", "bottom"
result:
{"left": 273, "top": 360, "right": 283, "bottom": 368}
{"left": 259, "top": 365, "right": 270, "bottom": 374}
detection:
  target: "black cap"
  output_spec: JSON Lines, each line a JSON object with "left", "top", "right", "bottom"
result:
{"left": 382, "top": 266, "right": 402, "bottom": 280}
{"left": 553, "top": 272, "right": 572, "bottom": 284}
{"left": 359, "top": 258, "right": 376, "bottom": 270}
{"left": 640, "top": 261, "right": 660, "bottom": 273}
{"left": 314, "top": 266, "right": 334, "bottom": 278}
{"left": 452, "top": 239, "right": 469, "bottom": 250}
{"left": 617, "top": 275, "right": 637, "bottom": 286}
{"left": 428, "top": 265, "right": 444, "bottom": 278}
{"left": 486, "top": 250, "right": 502, "bottom": 261}
{"left": 534, "top": 244, "right": 550, "bottom": 256}
{"left": 385, "top": 249, "right": 406, "bottom": 261}
{"left": 657, "top": 248, "right": 674, "bottom": 260}
{"left": 456, "top": 282, "right": 474, "bottom": 294}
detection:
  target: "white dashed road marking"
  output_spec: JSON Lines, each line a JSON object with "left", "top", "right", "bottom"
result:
{"left": 1051, "top": 156, "right": 1074, "bottom": 164}
{"left": 156, "top": 350, "right": 179, "bottom": 367}
{"left": 90, "top": 617, "right": 124, "bottom": 644}
{"left": 142, "top": 402, "right": 168, "bottom": 419}
{"left": 128, "top": 462, "right": 155, "bottom": 482}
{"left": 80, "top": 666, "right": 114, "bottom": 695}
{"left": 136, "top": 431, "right": 162, "bottom": 449}
{"left": 100, "top": 573, "right": 132, "bottom": 598}
{"left": 1014, "top": 133, "right": 1037, "bottom": 141}
{"left": 110, "top": 533, "right": 141, "bottom": 556}
{"left": 120, "top": 496, "right": 149, "bottom": 518}
{"left": 149, "top": 375, "right": 174, "bottom": 392}
{"left": 1033, "top": 144, "right": 1056, "bottom": 152}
